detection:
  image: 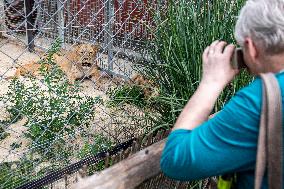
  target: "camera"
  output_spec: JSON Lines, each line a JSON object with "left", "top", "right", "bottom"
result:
{"left": 231, "top": 48, "right": 247, "bottom": 69}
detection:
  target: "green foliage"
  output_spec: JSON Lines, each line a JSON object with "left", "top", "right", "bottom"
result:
{"left": 0, "top": 160, "right": 35, "bottom": 189}
{"left": 78, "top": 134, "right": 112, "bottom": 159}
{"left": 133, "top": 0, "right": 252, "bottom": 129}
{"left": 78, "top": 134, "right": 112, "bottom": 173}
{"left": 107, "top": 85, "right": 147, "bottom": 108}
{"left": 0, "top": 123, "right": 9, "bottom": 141}
{"left": 1, "top": 39, "right": 100, "bottom": 159}
{"left": 45, "top": 38, "right": 62, "bottom": 63}
{"left": 10, "top": 142, "right": 22, "bottom": 150}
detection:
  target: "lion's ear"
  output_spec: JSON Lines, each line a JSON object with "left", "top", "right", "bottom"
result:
{"left": 92, "top": 44, "right": 100, "bottom": 53}
{"left": 73, "top": 44, "right": 81, "bottom": 52}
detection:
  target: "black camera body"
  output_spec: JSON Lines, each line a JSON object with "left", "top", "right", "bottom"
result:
{"left": 231, "top": 48, "right": 247, "bottom": 69}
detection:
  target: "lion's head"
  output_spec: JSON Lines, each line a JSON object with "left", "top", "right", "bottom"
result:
{"left": 73, "top": 44, "right": 100, "bottom": 70}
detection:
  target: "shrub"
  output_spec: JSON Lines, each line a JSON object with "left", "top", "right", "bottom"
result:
{"left": 1, "top": 39, "right": 101, "bottom": 160}
{"left": 0, "top": 159, "right": 34, "bottom": 189}
{"left": 108, "top": 0, "right": 251, "bottom": 134}
{"left": 78, "top": 134, "right": 113, "bottom": 173}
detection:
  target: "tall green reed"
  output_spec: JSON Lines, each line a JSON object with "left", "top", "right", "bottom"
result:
{"left": 136, "top": 0, "right": 252, "bottom": 130}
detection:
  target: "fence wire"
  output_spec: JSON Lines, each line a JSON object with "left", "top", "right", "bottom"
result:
{"left": 0, "top": 0, "right": 166, "bottom": 188}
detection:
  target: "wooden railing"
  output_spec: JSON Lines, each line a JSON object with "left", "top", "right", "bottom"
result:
{"left": 72, "top": 139, "right": 166, "bottom": 189}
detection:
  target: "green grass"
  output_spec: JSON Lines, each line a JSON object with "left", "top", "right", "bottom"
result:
{"left": 130, "top": 1, "right": 253, "bottom": 186}
{"left": 107, "top": 85, "right": 147, "bottom": 108}
{"left": 130, "top": 0, "right": 252, "bottom": 131}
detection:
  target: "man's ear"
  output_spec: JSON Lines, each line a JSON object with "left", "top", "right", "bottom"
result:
{"left": 244, "top": 37, "right": 259, "bottom": 62}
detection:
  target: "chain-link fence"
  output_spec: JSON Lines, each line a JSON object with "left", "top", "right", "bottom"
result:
{"left": 0, "top": 0, "right": 165, "bottom": 188}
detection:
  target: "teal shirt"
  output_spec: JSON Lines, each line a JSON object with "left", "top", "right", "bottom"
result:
{"left": 160, "top": 73, "right": 284, "bottom": 189}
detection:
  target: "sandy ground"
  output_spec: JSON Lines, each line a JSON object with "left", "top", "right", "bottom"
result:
{"left": 0, "top": 39, "right": 40, "bottom": 163}
{"left": 0, "top": 37, "right": 145, "bottom": 170}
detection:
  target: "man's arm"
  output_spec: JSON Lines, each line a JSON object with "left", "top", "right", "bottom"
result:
{"left": 173, "top": 40, "right": 238, "bottom": 131}
{"left": 173, "top": 82, "right": 223, "bottom": 130}
{"left": 160, "top": 78, "right": 262, "bottom": 180}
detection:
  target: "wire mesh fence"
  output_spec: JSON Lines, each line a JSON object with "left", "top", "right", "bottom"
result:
{"left": 0, "top": 0, "right": 165, "bottom": 188}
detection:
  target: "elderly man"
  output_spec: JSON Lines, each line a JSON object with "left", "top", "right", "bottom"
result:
{"left": 160, "top": 0, "right": 284, "bottom": 188}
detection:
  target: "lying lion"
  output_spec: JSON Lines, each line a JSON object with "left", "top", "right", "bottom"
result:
{"left": 9, "top": 61, "right": 52, "bottom": 78}
{"left": 8, "top": 44, "right": 101, "bottom": 84}
{"left": 130, "top": 74, "right": 160, "bottom": 98}
{"left": 53, "top": 44, "right": 101, "bottom": 84}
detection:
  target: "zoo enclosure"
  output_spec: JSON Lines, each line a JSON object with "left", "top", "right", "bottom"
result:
{"left": 2, "top": 0, "right": 164, "bottom": 78}
{"left": 0, "top": 0, "right": 169, "bottom": 188}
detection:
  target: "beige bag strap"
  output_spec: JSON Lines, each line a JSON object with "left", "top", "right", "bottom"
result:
{"left": 255, "top": 73, "right": 283, "bottom": 189}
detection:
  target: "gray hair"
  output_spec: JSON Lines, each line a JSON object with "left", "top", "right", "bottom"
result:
{"left": 234, "top": 0, "right": 284, "bottom": 54}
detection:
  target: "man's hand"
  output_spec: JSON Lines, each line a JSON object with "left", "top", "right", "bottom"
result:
{"left": 201, "top": 40, "right": 239, "bottom": 89}
{"left": 172, "top": 41, "right": 238, "bottom": 131}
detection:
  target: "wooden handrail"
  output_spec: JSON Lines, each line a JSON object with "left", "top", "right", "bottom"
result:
{"left": 72, "top": 139, "right": 166, "bottom": 189}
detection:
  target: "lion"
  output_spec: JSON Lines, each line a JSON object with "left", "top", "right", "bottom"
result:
{"left": 53, "top": 44, "right": 101, "bottom": 84}
{"left": 8, "top": 61, "right": 51, "bottom": 78}
{"left": 130, "top": 74, "right": 160, "bottom": 98}
{"left": 7, "top": 44, "right": 101, "bottom": 84}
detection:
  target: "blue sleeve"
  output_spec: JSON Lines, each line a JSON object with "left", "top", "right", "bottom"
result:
{"left": 160, "top": 78, "right": 262, "bottom": 181}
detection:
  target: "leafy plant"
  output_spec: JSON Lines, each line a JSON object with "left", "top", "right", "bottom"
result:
{"left": 1, "top": 39, "right": 100, "bottom": 160}
{"left": 10, "top": 142, "right": 22, "bottom": 150}
{"left": 78, "top": 134, "right": 112, "bottom": 159}
{"left": 78, "top": 134, "right": 113, "bottom": 173}
{"left": 0, "top": 159, "right": 35, "bottom": 189}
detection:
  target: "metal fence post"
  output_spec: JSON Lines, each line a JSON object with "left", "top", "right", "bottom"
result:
{"left": 57, "top": 0, "right": 65, "bottom": 44}
{"left": 0, "top": 1, "right": 4, "bottom": 38}
{"left": 24, "top": 0, "right": 35, "bottom": 52}
{"left": 66, "top": 0, "right": 71, "bottom": 43}
{"left": 104, "top": 0, "right": 114, "bottom": 74}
